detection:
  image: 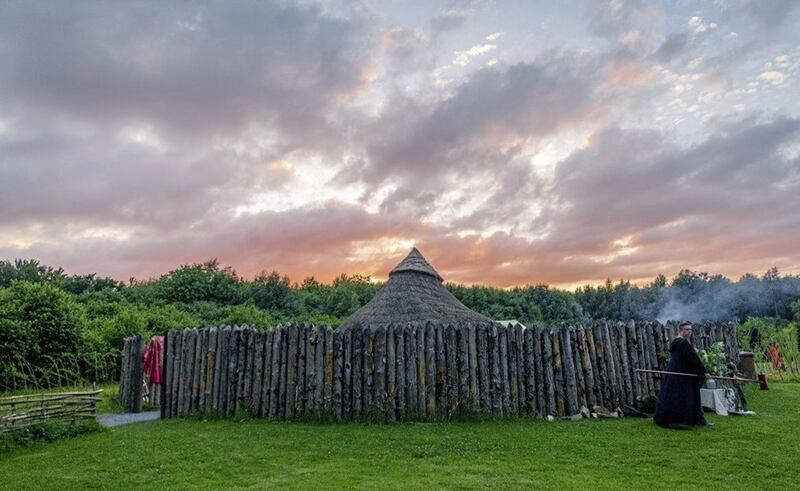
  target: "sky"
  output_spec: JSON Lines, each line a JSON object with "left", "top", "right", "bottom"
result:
{"left": 1, "top": 0, "right": 799, "bottom": 288}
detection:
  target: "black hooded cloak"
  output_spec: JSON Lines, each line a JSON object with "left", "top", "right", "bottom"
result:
{"left": 653, "top": 336, "right": 708, "bottom": 427}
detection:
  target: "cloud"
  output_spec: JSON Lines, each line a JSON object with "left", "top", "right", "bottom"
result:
{"left": 347, "top": 53, "right": 600, "bottom": 219}
{"left": 453, "top": 44, "right": 497, "bottom": 66}
{"left": 535, "top": 116, "right": 800, "bottom": 280}
{"left": 742, "top": 0, "right": 800, "bottom": 28}
{"left": 758, "top": 71, "right": 787, "bottom": 85}
{"left": 430, "top": 2, "right": 477, "bottom": 34}
{"left": 653, "top": 32, "right": 689, "bottom": 63}
{"left": 0, "top": 202, "right": 422, "bottom": 282}
{"left": 688, "top": 16, "right": 717, "bottom": 33}
{"left": 2, "top": 0, "right": 799, "bottom": 290}
{"left": 0, "top": 0, "right": 376, "bottom": 238}
{"left": 0, "top": 1, "right": 373, "bottom": 143}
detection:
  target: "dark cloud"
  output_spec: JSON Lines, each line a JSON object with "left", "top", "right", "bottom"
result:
{"left": 0, "top": 118, "right": 245, "bottom": 229}
{"left": 429, "top": 1, "right": 478, "bottom": 35}
{"left": 0, "top": 0, "right": 374, "bottom": 232}
{"left": 357, "top": 50, "right": 604, "bottom": 209}
{"left": 742, "top": 0, "right": 800, "bottom": 28}
{"left": 0, "top": 1, "right": 372, "bottom": 143}
{"left": 653, "top": 32, "right": 689, "bottom": 63}
{"left": 536, "top": 116, "right": 800, "bottom": 278}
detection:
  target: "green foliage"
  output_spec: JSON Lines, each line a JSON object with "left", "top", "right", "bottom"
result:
{"left": 324, "top": 274, "right": 379, "bottom": 318}
{"left": 0, "top": 259, "right": 66, "bottom": 288}
{"left": 84, "top": 302, "right": 202, "bottom": 354}
{"left": 738, "top": 317, "right": 800, "bottom": 379}
{"left": 155, "top": 259, "right": 245, "bottom": 305}
{"left": 0, "top": 282, "right": 87, "bottom": 391}
{"left": 216, "top": 303, "right": 277, "bottom": 328}
{"left": 697, "top": 342, "right": 727, "bottom": 375}
{"left": 3, "top": 256, "right": 800, "bottom": 391}
{"left": 448, "top": 283, "right": 585, "bottom": 326}
{"left": 251, "top": 270, "right": 296, "bottom": 312}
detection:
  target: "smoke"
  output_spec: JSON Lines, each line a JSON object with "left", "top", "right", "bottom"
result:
{"left": 652, "top": 270, "right": 800, "bottom": 323}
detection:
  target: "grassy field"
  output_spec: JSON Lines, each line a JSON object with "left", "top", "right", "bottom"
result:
{"left": 1, "top": 384, "right": 798, "bottom": 490}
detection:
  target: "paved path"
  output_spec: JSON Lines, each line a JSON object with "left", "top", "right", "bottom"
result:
{"left": 97, "top": 410, "right": 160, "bottom": 428}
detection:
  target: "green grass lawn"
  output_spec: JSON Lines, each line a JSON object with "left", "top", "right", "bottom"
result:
{"left": 1, "top": 384, "right": 798, "bottom": 490}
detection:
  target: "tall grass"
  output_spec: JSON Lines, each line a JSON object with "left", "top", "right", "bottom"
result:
{"left": 1, "top": 352, "right": 118, "bottom": 393}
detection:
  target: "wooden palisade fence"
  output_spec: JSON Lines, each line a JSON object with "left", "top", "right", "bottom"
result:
{"left": 119, "top": 335, "right": 144, "bottom": 413}
{"left": 0, "top": 390, "right": 103, "bottom": 433}
{"left": 142, "top": 321, "right": 739, "bottom": 422}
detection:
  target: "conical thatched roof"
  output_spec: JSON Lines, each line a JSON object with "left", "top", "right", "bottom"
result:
{"left": 340, "top": 247, "right": 490, "bottom": 329}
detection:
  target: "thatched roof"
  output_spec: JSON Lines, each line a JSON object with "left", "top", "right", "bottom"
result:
{"left": 340, "top": 247, "right": 490, "bottom": 329}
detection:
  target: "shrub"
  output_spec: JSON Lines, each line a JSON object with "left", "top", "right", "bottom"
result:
{"left": 155, "top": 259, "right": 245, "bottom": 305}
{"left": 217, "top": 303, "right": 277, "bottom": 328}
{"left": 0, "top": 282, "right": 87, "bottom": 391}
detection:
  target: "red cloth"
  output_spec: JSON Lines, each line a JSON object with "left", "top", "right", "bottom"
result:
{"left": 143, "top": 336, "right": 164, "bottom": 385}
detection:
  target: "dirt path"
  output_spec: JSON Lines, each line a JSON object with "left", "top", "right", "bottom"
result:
{"left": 97, "top": 410, "right": 160, "bottom": 427}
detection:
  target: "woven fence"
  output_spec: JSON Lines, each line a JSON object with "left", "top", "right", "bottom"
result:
{"left": 0, "top": 389, "right": 103, "bottom": 433}
{"left": 148, "top": 321, "right": 738, "bottom": 422}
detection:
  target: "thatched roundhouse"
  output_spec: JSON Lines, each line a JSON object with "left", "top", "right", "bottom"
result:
{"left": 340, "top": 248, "right": 491, "bottom": 329}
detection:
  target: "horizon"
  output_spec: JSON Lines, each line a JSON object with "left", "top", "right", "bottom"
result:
{"left": 4, "top": 254, "right": 792, "bottom": 293}
{"left": 2, "top": 1, "right": 799, "bottom": 289}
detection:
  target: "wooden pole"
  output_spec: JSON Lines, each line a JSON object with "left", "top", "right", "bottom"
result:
{"left": 374, "top": 326, "right": 386, "bottom": 420}
{"left": 259, "top": 329, "right": 272, "bottom": 418}
{"left": 457, "top": 325, "right": 470, "bottom": 417}
{"left": 343, "top": 327, "right": 353, "bottom": 421}
{"left": 542, "top": 330, "right": 555, "bottom": 416}
{"left": 425, "top": 322, "right": 436, "bottom": 419}
{"left": 506, "top": 325, "right": 519, "bottom": 415}
{"left": 416, "top": 322, "right": 426, "bottom": 418}
{"left": 405, "top": 324, "right": 417, "bottom": 419}
{"left": 635, "top": 369, "right": 756, "bottom": 383}
{"left": 468, "top": 325, "right": 479, "bottom": 414}
{"left": 333, "top": 328, "right": 344, "bottom": 421}
{"left": 268, "top": 327, "right": 282, "bottom": 418}
{"left": 386, "top": 325, "right": 396, "bottom": 421}
{"left": 489, "top": 324, "right": 501, "bottom": 416}
{"left": 477, "top": 324, "right": 491, "bottom": 414}
{"left": 352, "top": 326, "right": 363, "bottom": 419}
{"left": 395, "top": 325, "right": 406, "bottom": 420}
{"left": 446, "top": 324, "right": 459, "bottom": 418}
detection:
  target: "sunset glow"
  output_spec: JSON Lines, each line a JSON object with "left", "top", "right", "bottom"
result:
{"left": 1, "top": 1, "right": 799, "bottom": 287}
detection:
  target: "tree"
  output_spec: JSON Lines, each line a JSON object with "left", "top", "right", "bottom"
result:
{"left": 0, "top": 259, "right": 66, "bottom": 288}
{"left": 156, "top": 259, "right": 244, "bottom": 305}
{"left": 251, "top": 271, "right": 296, "bottom": 312}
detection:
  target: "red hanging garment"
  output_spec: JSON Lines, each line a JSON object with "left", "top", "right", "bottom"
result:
{"left": 142, "top": 336, "right": 165, "bottom": 385}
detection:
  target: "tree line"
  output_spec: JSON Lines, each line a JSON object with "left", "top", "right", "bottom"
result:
{"left": 1, "top": 258, "right": 799, "bottom": 391}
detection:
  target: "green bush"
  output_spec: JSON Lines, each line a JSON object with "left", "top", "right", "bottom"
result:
{"left": 84, "top": 302, "right": 202, "bottom": 352}
{"left": 0, "top": 282, "right": 87, "bottom": 391}
{"left": 155, "top": 259, "right": 245, "bottom": 305}
{"left": 738, "top": 317, "right": 800, "bottom": 378}
{"left": 217, "top": 303, "right": 277, "bottom": 328}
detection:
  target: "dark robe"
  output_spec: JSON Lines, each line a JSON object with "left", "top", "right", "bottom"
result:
{"left": 653, "top": 336, "right": 708, "bottom": 427}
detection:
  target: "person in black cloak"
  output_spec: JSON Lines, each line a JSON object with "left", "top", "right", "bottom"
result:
{"left": 654, "top": 322, "right": 711, "bottom": 429}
